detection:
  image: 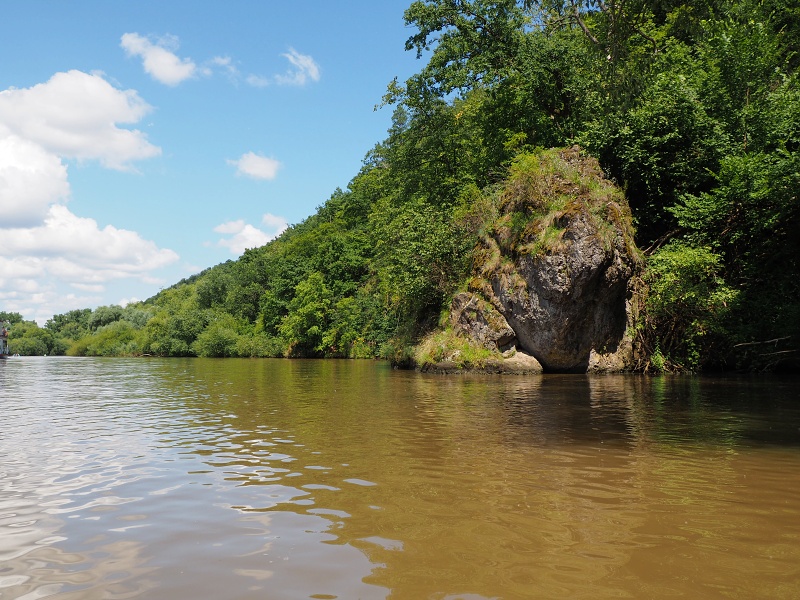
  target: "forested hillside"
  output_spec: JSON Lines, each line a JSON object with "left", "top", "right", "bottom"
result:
{"left": 8, "top": 0, "right": 799, "bottom": 371}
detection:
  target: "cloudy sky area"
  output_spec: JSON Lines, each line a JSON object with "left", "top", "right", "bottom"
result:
{"left": 0, "top": 1, "right": 418, "bottom": 323}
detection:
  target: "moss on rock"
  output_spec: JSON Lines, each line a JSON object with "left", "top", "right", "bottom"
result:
{"left": 425, "top": 146, "right": 643, "bottom": 373}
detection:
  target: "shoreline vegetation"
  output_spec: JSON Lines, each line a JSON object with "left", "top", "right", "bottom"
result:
{"left": 3, "top": 0, "right": 799, "bottom": 373}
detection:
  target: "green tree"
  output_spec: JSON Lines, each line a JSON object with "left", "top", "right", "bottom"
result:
{"left": 8, "top": 321, "right": 66, "bottom": 356}
{"left": 192, "top": 314, "right": 241, "bottom": 358}
{"left": 46, "top": 308, "right": 92, "bottom": 340}
{"left": 0, "top": 311, "right": 24, "bottom": 325}
{"left": 279, "top": 272, "right": 333, "bottom": 356}
{"left": 87, "top": 305, "right": 124, "bottom": 330}
{"left": 68, "top": 320, "right": 138, "bottom": 357}
{"left": 583, "top": 48, "right": 730, "bottom": 245}
{"left": 196, "top": 266, "right": 233, "bottom": 309}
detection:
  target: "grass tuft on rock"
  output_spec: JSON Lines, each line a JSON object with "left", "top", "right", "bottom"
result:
{"left": 414, "top": 329, "right": 498, "bottom": 370}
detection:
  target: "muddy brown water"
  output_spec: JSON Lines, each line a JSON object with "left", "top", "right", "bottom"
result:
{"left": 1, "top": 357, "right": 798, "bottom": 599}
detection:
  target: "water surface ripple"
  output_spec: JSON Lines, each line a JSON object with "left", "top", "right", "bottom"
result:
{"left": 1, "top": 357, "right": 798, "bottom": 599}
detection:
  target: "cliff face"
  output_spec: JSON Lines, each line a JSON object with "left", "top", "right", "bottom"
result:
{"left": 452, "top": 147, "right": 642, "bottom": 373}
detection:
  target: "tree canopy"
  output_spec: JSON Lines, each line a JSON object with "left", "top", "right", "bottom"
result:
{"left": 7, "top": 0, "right": 798, "bottom": 371}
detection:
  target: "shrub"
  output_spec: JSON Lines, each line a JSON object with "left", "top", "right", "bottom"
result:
{"left": 641, "top": 241, "right": 738, "bottom": 371}
{"left": 414, "top": 329, "right": 496, "bottom": 370}
{"left": 193, "top": 322, "right": 240, "bottom": 358}
{"left": 67, "top": 320, "right": 138, "bottom": 356}
{"left": 235, "top": 334, "right": 285, "bottom": 358}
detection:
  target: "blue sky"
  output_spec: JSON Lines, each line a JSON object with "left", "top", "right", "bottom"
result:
{"left": 0, "top": 1, "right": 422, "bottom": 324}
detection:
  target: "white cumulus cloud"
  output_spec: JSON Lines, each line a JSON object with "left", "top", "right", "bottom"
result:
{"left": 118, "top": 36, "right": 319, "bottom": 90}
{"left": 118, "top": 297, "right": 140, "bottom": 307}
{"left": 0, "top": 70, "right": 160, "bottom": 170}
{"left": 0, "top": 70, "right": 176, "bottom": 322}
{"left": 215, "top": 213, "right": 288, "bottom": 255}
{"left": 0, "top": 206, "right": 179, "bottom": 323}
{"left": 228, "top": 152, "right": 282, "bottom": 180}
{"left": 121, "top": 32, "right": 197, "bottom": 86}
{"left": 6, "top": 205, "right": 178, "bottom": 270}
{"left": 261, "top": 213, "right": 289, "bottom": 233}
{"left": 0, "top": 135, "right": 70, "bottom": 227}
{"left": 275, "top": 48, "right": 321, "bottom": 86}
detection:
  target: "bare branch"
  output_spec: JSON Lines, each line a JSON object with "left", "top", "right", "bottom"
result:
{"left": 733, "top": 336, "right": 792, "bottom": 348}
{"left": 573, "top": 6, "right": 600, "bottom": 45}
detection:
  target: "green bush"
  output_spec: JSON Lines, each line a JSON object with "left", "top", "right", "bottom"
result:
{"left": 642, "top": 242, "right": 738, "bottom": 371}
{"left": 414, "top": 329, "right": 496, "bottom": 370}
{"left": 234, "top": 334, "right": 285, "bottom": 358}
{"left": 11, "top": 336, "right": 48, "bottom": 356}
{"left": 192, "top": 321, "right": 240, "bottom": 358}
{"left": 68, "top": 321, "right": 138, "bottom": 356}
{"left": 8, "top": 321, "right": 63, "bottom": 356}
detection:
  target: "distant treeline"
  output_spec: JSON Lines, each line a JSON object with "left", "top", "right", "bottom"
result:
{"left": 6, "top": 0, "right": 799, "bottom": 371}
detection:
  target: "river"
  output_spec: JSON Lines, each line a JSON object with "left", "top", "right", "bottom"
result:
{"left": 1, "top": 357, "right": 798, "bottom": 599}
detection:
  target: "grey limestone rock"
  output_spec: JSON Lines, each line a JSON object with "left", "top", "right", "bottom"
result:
{"left": 450, "top": 292, "right": 516, "bottom": 352}
{"left": 455, "top": 147, "right": 642, "bottom": 372}
{"left": 421, "top": 349, "right": 543, "bottom": 374}
{"left": 489, "top": 206, "right": 637, "bottom": 371}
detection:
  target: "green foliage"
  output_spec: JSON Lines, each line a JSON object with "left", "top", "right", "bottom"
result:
{"left": 68, "top": 320, "right": 138, "bottom": 357}
{"left": 22, "top": 0, "right": 799, "bottom": 371}
{"left": 642, "top": 242, "right": 738, "bottom": 371}
{"left": 192, "top": 314, "right": 241, "bottom": 358}
{"left": 372, "top": 197, "right": 474, "bottom": 325}
{"left": 11, "top": 336, "right": 48, "bottom": 357}
{"left": 139, "top": 308, "right": 207, "bottom": 357}
{"left": 279, "top": 272, "right": 333, "bottom": 356}
{"left": 398, "top": 0, "right": 529, "bottom": 100}
{"left": 414, "top": 329, "right": 496, "bottom": 369}
{"left": 672, "top": 151, "right": 800, "bottom": 368}
{"left": 7, "top": 320, "right": 66, "bottom": 356}
{"left": 582, "top": 51, "right": 730, "bottom": 245}
{"left": 121, "top": 305, "right": 154, "bottom": 329}
{"left": 88, "top": 305, "right": 124, "bottom": 330}
{"left": 234, "top": 334, "right": 286, "bottom": 358}
{"left": 0, "top": 312, "right": 24, "bottom": 325}
{"left": 196, "top": 267, "right": 233, "bottom": 310}
{"left": 649, "top": 346, "right": 667, "bottom": 373}
{"left": 45, "top": 308, "right": 91, "bottom": 341}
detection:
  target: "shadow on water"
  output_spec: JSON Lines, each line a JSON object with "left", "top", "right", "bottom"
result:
{"left": 404, "top": 369, "right": 800, "bottom": 449}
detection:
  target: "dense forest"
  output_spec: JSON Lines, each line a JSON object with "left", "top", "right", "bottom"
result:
{"left": 5, "top": 0, "right": 799, "bottom": 371}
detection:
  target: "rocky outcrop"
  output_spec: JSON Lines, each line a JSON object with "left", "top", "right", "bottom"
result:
{"left": 486, "top": 205, "right": 638, "bottom": 371}
{"left": 421, "top": 349, "right": 543, "bottom": 374}
{"left": 450, "top": 292, "right": 516, "bottom": 352}
{"left": 452, "top": 146, "right": 642, "bottom": 373}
